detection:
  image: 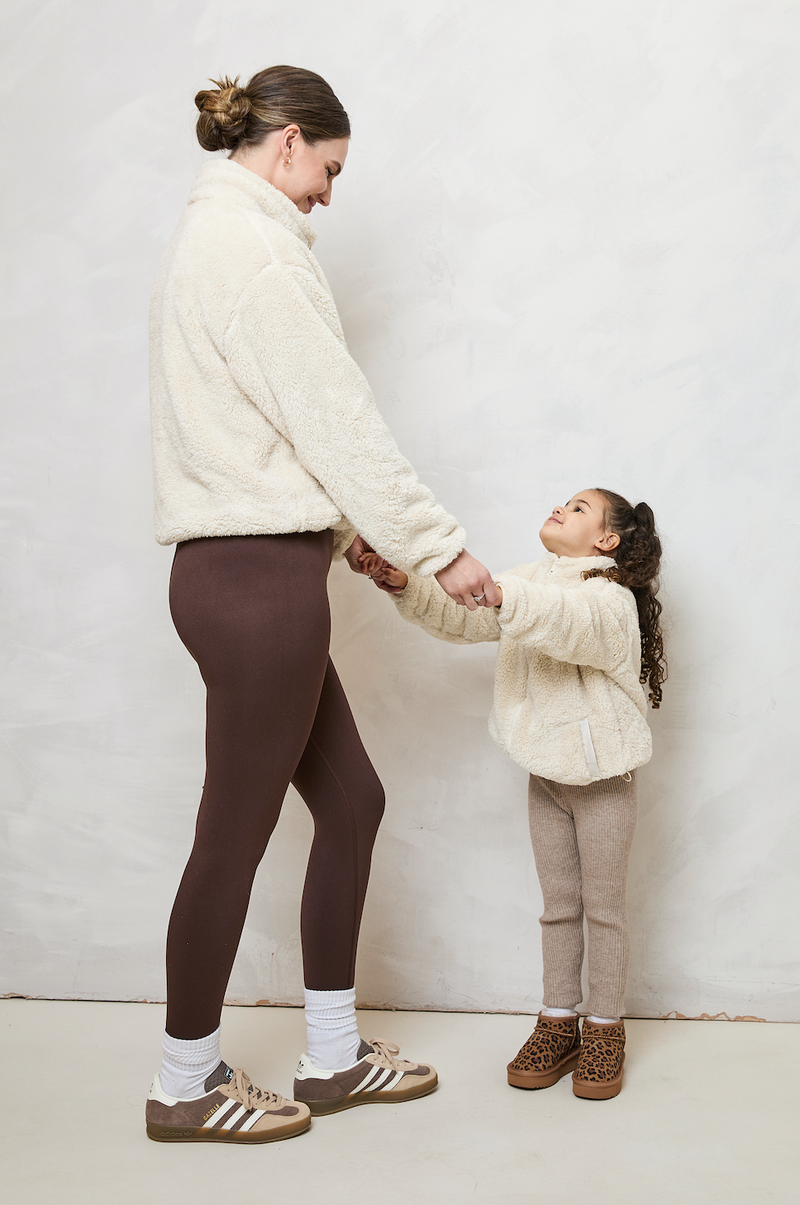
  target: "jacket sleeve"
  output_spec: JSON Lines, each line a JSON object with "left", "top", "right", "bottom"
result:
{"left": 223, "top": 264, "right": 465, "bottom": 577}
{"left": 331, "top": 516, "right": 357, "bottom": 561}
{"left": 495, "top": 574, "right": 635, "bottom": 671}
{"left": 392, "top": 573, "right": 501, "bottom": 646}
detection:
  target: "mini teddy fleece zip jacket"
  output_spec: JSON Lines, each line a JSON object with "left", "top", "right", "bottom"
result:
{"left": 392, "top": 553, "right": 652, "bottom": 786}
{"left": 149, "top": 159, "right": 465, "bottom": 574}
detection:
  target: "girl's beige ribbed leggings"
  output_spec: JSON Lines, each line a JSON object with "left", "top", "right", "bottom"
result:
{"left": 528, "top": 771, "right": 638, "bottom": 1019}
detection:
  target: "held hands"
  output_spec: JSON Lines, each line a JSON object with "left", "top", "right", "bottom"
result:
{"left": 434, "top": 549, "right": 500, "bottom": 610}
{"left": 346, "top": 537, "right": 499, "bottom": 609}
{"left": 344, "top": 537, "right": 407, "bottom": 592}
{"left": 343, "top": 534, "right": 377, "bottom": 575}
{"left": 358, "top": 551, "right": 407, "bottom": 593}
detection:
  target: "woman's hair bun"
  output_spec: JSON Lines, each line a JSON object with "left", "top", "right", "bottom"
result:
{"left": 195, "top": 76, "right": 252, "bottom": 152}
{"left": 193, "top": 65, "right": 350, "bottom": 154}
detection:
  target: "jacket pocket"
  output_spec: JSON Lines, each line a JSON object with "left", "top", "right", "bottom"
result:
{"left": 579, "top": 718, "right": 602, "bottom": 780}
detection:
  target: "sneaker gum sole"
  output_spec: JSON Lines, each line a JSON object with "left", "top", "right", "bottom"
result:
{"left": 507, "top": 1046, "right": 582, "bottom": 1090}
{"left": 305, "top": 1073, "right": 438, "bottom": 1116}
{"left": 572, "top": 1054, "right": 625, "bottom": 1100}
{"left": 146, "top": 1115, "right": 311, "bottom": 1143}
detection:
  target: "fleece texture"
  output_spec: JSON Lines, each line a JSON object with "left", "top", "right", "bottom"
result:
{"left": 149, "top": 159, "right": 465, "bottom": 573}
{"left": 392, "top": 552, "right": 652, "bottom": 785}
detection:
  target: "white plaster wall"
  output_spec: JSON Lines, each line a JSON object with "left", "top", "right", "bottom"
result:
{"left": 2, "top": 0, "right": 798, "bottom": 1019}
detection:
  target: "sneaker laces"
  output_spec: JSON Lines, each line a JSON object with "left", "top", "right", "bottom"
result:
{"left": 366, "top": 1039, "right": 414, "bottom": 1071}
{"left": 228, "top": 1067, "right": 284, "bottom": 1111}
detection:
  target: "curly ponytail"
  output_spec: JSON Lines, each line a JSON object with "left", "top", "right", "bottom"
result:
{"left": 582, "top": 490, "right": 667, "bottom": 708}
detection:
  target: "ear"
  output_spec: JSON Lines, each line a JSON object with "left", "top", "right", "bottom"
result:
{"left": 595, "top": 531, "right": 620, "bottom": 553}
{"left": 281, "top": 124, "right": 302, "bottom": 156}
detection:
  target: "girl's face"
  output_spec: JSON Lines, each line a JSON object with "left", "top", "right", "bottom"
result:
{"left": 539, "top": 490, "right": 620, "bottom": 558}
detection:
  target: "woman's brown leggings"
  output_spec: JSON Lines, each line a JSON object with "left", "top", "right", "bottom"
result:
{"left": 165, "top": 531, "right": 385, "bottom": 1040}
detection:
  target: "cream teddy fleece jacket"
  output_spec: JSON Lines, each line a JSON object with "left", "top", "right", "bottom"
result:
{"left": 149, "top": 159, "right": 465, "bottom": 573}
{"left": 392, "top": 552, "right": 652, "bottom": 785}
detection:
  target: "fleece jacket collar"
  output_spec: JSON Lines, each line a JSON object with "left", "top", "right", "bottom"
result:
{"left": 188, "top": 158, "right": 317, "bottom": 248}
{"left": 539, "top": 551, "right": 617, "bottom": 580}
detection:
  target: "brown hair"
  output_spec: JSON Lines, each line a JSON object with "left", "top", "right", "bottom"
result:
{"left": 195, "top": 66, "right": 350, "bottom": 153}
{"left": 582, "top": 490, "right": 667, "bottom": 708}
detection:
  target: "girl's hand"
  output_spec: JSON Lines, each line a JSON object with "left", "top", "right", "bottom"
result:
{"left": 360, "top": 553, "right": 407, "bottom": 593}
{"left": 373, "top": 564, "right": 408, "bottom": 593}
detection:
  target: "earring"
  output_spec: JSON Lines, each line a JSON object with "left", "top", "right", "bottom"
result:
{"left": 284, "top": 156, "right": 292, "bottom": 167}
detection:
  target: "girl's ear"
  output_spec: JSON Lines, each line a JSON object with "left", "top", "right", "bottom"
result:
{"left": 596, "top": 531, "right": 620, "bottom": 553}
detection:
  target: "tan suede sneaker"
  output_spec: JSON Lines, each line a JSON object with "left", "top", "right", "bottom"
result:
{"left": 572, "top": 1018, "right": 626, "bottom": 1099}
{"left": 507, "top": 1012, "right": 582, "bottom": 1089}
{"left": 293, "top": 1039, "right": 438, "bottom": 1116}
{"left": 146, "top": 1061, "right": 311, "bottom": 1142}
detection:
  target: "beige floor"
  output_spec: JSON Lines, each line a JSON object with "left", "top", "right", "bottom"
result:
{"left": 1, "top": 1000, "right": 796, "bottom": 1204}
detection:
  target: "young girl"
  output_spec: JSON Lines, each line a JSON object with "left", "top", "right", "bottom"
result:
{"left": 364, "top": 489, "right": 665, "bottom": 1100}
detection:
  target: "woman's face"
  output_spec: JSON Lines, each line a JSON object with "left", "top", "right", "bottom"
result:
{"left": 231, "top": 126, "right": 349, "bottom": 215}
{"left": 539, "top": 490, "right": 619, "bottom": 558}
{"left": 278, "top": 131, "right": 350, "bottom": 215}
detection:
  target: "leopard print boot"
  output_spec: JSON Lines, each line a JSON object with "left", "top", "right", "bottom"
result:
{"left": 572, "top": 1018, "right": 626, "bottom": 1099}
{"left": 507, "top": 1013, "right": 581, "bottom": 1089}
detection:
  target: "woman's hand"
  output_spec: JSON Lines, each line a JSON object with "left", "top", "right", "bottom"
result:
{"left": 435, "top": 550, "right": 500, "bottom": 610}
{"left": 343, "top": 534, "right": 376, "bottom": 575}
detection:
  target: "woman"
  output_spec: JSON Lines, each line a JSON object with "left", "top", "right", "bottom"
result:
{"left": 145, "top": 65, "right": 498, "bottom": 1144}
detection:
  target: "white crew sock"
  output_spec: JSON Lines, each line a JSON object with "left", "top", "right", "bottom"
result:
{"left": 160, "top": 1027, "right": 222, "bottom": 1100}
{"left": 588, "top": 1015, "right": 620, "bottom": 1025}
{"left": 304, "top": 987, "right": 361, "bottom": 1070}
{"left": 542, "top": 1007, "right": 579, "bottom": 1017}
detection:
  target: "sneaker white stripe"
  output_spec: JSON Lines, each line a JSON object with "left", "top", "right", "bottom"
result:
{"left": 219, "top": 1104, "right": 248, "bottom": 1130}
{"left": 350, "top": 1065, "right": 386, "bottom": 1094}
{"left": 238, "top": 1109, "right": 265, "bottom": 1133}
{"left": 210, "top": 1103, "right": 245, "bottom": 1127}
{"left": 379, "top": 1069, "right": 406, "bottom": 1092}
{"left": 364, "top": 1067, "right": 394, "bottom": 1092}
{"left": 202, "top": 1097, "right": 238, "bottom": 1129}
